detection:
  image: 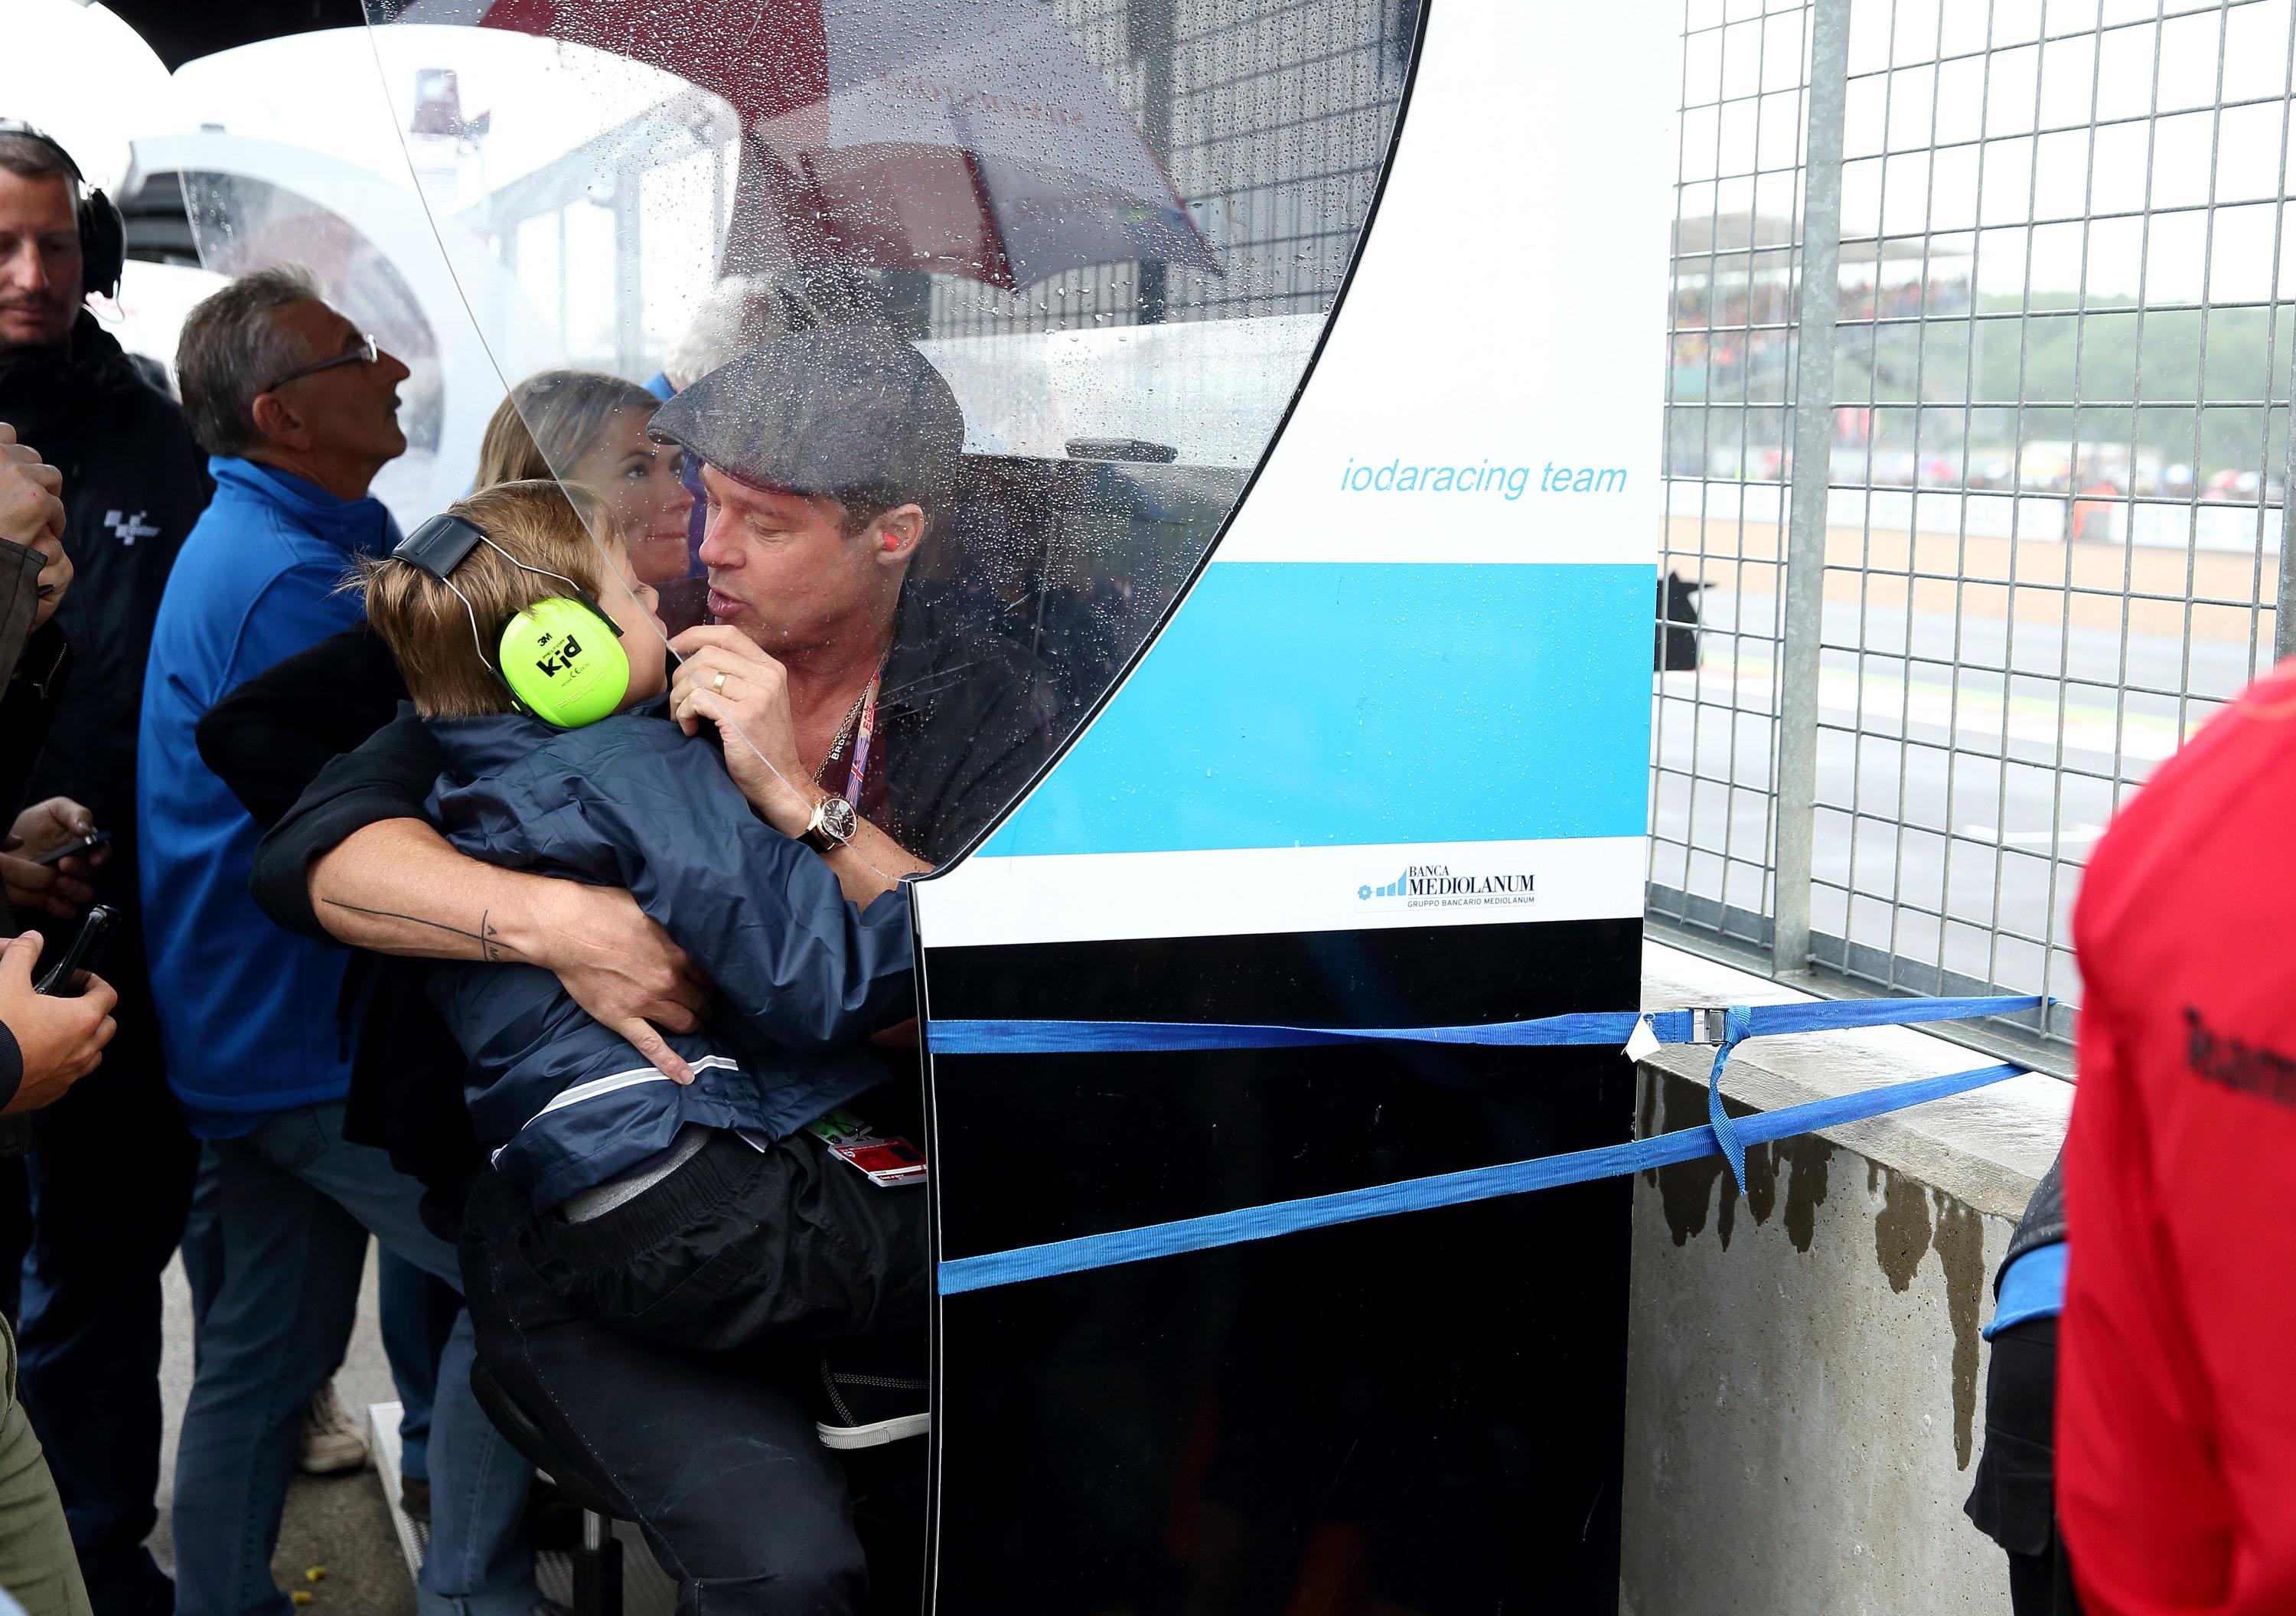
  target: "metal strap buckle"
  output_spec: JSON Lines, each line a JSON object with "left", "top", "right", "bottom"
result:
{"left": 1694, "top": 1007, "right": 1732, "bottom": 1044}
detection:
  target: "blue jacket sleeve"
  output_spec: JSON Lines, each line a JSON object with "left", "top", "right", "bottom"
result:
{"left": 545, "top": 727, "right": 914, "bottom": 1052}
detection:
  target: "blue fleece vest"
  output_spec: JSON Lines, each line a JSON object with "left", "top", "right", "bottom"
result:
{"left": 138, "top": 459, "right": 399, "bottom": 1137}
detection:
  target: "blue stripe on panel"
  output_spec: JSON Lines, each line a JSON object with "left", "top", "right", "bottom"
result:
{"left": 981, "top": 561, "right": 1655, "bottom": 858}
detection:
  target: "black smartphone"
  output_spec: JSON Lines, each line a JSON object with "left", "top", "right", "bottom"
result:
{"left": 29, "top": 830, "right": 109, "bottom": 867}
{"left": 36, "top": 904, "right": 119, "bottom": 995}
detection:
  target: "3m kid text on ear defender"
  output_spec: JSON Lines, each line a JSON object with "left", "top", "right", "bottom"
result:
{"left": 500, "top": 596, "right": 630, "bottom": 728}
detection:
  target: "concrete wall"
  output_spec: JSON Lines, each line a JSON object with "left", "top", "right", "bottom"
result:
{"left": 1619, "top": 945, "right": 2071, "bottom": 1616}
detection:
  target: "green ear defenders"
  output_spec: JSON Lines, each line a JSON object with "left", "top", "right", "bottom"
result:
{"left": 499, "top": 595, "right": 630, "bottom": 728}
{"left": 392, "top": 513, "right": 631, "bottom": 728}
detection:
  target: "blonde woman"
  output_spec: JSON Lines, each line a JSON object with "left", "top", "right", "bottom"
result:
{"left": 476, "top": 371, "right": 693, "bottom": 589}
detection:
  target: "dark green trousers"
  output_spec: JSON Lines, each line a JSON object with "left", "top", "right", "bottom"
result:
{"left": 0, "top": 1315, "right": 90, "bottom": 1616}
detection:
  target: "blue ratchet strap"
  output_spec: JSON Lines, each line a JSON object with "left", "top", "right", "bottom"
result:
{"left": 925, "top": 993, "right": 2044, "bottom": 1057}
{"left": 1706, "top": 1004, "right": 1755, "bottom": 1196}
{"left": 929, "top": 1010, "right": 1648, "bottom": 1054}
{"left": 936, "top": 1059, "right": 2027, "bottom": 1294}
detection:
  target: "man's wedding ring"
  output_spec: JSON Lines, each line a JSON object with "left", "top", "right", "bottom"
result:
{"left": 711, "top": 671, "right": 728, "bottom": 694}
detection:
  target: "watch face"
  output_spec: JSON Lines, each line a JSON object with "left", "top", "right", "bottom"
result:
{"left": 820, "top": 795, "right": 859, "bottom": 841}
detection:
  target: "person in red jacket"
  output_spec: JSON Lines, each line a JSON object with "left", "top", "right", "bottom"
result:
{"left": 2058, "top": 661, "right": 2296, "bottom": 1614}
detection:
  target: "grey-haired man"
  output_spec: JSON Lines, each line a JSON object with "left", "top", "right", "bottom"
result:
{"left": 139, "top": 266, "right": 546, "bottom": 1616}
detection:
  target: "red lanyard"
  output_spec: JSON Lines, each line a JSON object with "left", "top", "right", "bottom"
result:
{"left": 843, "top": 668, "right": 883, "bottom": 805}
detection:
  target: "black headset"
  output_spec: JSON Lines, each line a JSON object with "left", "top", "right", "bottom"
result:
{"left": 0, "top": 122, "right": 126, "bottom": 301}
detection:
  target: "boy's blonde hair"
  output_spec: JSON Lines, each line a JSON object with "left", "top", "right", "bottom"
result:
{"left": 361, "top": 479, "right": 620, "bottom": 720}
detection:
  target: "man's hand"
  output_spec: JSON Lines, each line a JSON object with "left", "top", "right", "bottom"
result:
{"left": 0, "top": 932, "right": 117, "bottom": 1115}
{"left": 667, "top": 625, "right": 818, "bottom": 836}
{"left": 0, "top": 423, "right": 65, "bottom": 544}
{"left": 305, "top": 818, "right": 713, "bottom": 1085}
{"left": 27, "top": 523, "right": 69, "bottom": 632}
{"left": 519, "top": 880, "right": 712, "bottom": 1084}
{"left": 669, "top": 626, "right": 930, "bottom": 905}
{"left": 0, "top": 424, "right": 70, "bottom": 628}
{"left": 1, "top": 798, "right": 103, "bottom": 919}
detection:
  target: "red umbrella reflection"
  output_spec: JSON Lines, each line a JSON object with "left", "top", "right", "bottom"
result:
{"left": 400, "top": 0, "right": 1218, "bottom": 290}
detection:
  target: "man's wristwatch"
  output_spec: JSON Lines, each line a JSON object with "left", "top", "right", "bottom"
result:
{"left": 798, "top": 794, "right": 858, "bottom": 854}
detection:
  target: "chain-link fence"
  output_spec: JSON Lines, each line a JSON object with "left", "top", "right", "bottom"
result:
{"left": 430, "top": 0, "right": 2262, "bottom": 1072}
{"left": 1652, "top": 0, "right": 2296, "bottom": 1070}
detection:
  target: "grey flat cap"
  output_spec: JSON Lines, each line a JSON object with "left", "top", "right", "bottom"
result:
{"left": 649, "top": 327, "right": 965, "bottom": 504}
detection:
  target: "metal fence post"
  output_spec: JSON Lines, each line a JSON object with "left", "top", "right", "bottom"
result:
{"left": 1769, "top": 0, "right": 1852, "bottom": 978}
{"left": 1130, "top": 0, "right": 1175, "bottom": 325}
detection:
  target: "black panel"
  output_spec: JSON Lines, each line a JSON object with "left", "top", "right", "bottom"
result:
{"left": 106, "top": 0, "right": 364, "bottom": 70}
{"left": 918, "top": 919, "right": 1639, "bottom": 1614}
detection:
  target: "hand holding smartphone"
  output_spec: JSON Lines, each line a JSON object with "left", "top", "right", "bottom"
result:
{"left": 30, "top": 830, "right": 109, "bottom": 868}
{"left": 38, "top": 905, "right": 119, "bottom": 996}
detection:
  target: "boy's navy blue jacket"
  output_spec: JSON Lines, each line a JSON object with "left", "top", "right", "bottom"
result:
{"left": 423, "top": 699, "right": 914, "bottom": 1211}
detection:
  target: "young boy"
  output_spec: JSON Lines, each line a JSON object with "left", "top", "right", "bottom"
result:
{"left": 360, "top": 478, "right": 928, "bottom": 1445}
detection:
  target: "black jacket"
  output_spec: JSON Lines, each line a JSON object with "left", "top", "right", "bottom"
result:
{"left": 0, "top": 312, "right": 209, "bottom": 930}
{"left": 1999, "top": 1151, "right": 2066, "bottom": 1286}
{"left": 194, "top": 624, "right": 476, "bottom": 1190}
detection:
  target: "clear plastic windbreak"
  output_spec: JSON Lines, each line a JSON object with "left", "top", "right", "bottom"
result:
{"left": 348, "top": 0, "right": 1417, "bottom": 868}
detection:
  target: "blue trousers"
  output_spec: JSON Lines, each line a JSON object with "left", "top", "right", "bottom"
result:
{"left": 171, "top": 1104, "right": 534, "bottom": 1616}
{"left": 378, "top": 1250, "right": 459, "bottom": 1485}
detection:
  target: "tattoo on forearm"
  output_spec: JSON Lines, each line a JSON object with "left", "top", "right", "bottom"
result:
{"left": 321, "top": 898, "right": 514, "bottom": 961}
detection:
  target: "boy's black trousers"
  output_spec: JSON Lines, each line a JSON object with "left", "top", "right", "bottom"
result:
{"left": 458, "top": 1164, "right": 924, "bottom": 1616}
{"left": 515, "top": 1093, "right": 928, "bottom": 1357}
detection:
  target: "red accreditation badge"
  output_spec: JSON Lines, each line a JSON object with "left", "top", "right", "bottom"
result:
{"left": 806, "top": 1108, "right": 929, "bottom": 1187}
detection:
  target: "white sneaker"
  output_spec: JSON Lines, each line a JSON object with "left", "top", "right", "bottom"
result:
{"left": 298, "top": 1379, "right": 371, "bottom": 1475}
{"left": 814, "top": 1354, "right": 930, "bottom": 1450}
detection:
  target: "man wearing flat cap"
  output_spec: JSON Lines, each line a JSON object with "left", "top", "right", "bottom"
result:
{"left": 649, "top": 327, "right": 1059, "bottom": 870}
{"left": 204, "top": 325, "right": 1061, "bottom": 1611}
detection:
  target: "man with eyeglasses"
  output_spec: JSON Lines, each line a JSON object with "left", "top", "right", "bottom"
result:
{"left": 0, "top": 122, "right": 209, "bottom": 1616}
{"left": 137, "top": 266, "right": 540, "bottom": 1616}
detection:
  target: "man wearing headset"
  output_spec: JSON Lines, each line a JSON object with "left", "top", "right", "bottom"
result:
{"left": 135, "top": 267, "right": 542, "bottom": 1616}
{"left": 0, "top": 124, "right": 207, "bottom": 1616}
